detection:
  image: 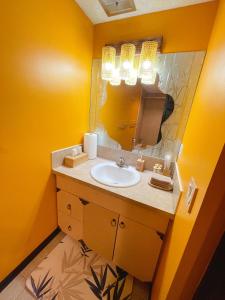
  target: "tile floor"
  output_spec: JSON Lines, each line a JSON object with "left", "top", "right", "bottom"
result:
{"left": 0, "top": 231, "right": 150, "bottom": 300}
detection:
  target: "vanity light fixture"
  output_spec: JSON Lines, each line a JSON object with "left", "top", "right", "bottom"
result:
{"left": 101, "top": 46, "right": 116, "bottom": 80}
{"left": 101, "top": 38, "right": 161, "bottom": 86}
{"left": 139, "top": 41, "right": 158, "bottom": 79}
{"left": 119, "top": 43, "right": 136, "bottom": 80}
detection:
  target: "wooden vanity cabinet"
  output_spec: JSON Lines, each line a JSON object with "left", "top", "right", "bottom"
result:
{"left": 56, "top": 175, "right": 169, "bottom": 281}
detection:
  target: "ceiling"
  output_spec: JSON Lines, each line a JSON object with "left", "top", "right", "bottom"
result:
{"left": 75, "top": 0, "right": 213, "bottom": 24}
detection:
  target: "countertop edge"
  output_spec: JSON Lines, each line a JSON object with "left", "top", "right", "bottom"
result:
{"left": 52, "top": 168, "right": 176, "bottom": 219}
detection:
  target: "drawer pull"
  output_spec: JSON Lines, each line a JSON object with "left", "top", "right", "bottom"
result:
{"left": 68, "top": 225, "right": 72, "bottom": 231}
{"left": 119, "top": 221, "right": 125, "bottom": 229}
{"left": 111, "top": 218, "right": 117, "bottom": 227}
{"left": 67, "top": 204, "right": 71, "bottom": 210}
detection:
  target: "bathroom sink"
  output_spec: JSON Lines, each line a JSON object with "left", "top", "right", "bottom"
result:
{"left": 90, "top": 162, "right": 141, "bottom": 188}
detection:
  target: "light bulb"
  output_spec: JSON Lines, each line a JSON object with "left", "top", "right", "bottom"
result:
{"left": 104, "top": 62, "right": 113, "bottom": 71}
{"left": 141, "top": 69, "right": 157, "bottom": 85}
{"left": 142, "top": 60, "right": 151, "bottom": 70}
{"left": 120, "top": 43, "right": 136, "bottom": 80}
{"left": 139, "top": 41, "right": 158, "bottom": 79}
{"left": 110, "top": 68, "right": 121, "bottom": 86}
{"left": 125, "top": 68, "right": 138, "bottom": 86}
{"left": 101, "top": 46, "right": 116, "bottom": 80}
{"left": 123, "top": 61, "right": 131, "bottom": 70}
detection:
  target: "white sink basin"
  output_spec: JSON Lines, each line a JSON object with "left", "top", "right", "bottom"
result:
{"left": 91, "top": 162, "right": 141, "bottom": 188}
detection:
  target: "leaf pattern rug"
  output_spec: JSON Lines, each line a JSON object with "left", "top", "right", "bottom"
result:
{"left": 26, "top": 235, "right": 133, "bottom": 299}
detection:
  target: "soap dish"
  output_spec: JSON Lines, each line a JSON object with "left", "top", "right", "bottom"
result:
{"left": 149, "top": 175, "right": 173, "bottom": 192}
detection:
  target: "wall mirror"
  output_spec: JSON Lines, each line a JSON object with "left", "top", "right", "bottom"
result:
{"left": 90, "top": 51, "right": 205, "bottom": 160}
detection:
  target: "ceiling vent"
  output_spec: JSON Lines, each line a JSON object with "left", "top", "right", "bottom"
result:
{"left": 98, "top": 0, "right": 136, "bottom": 17}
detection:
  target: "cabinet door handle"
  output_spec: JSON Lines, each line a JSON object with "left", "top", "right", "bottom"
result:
{"left": 67, "top": 204, "right": 71, "bottom": 210}
{"left": 156, "top": 231, "right": 165, "bottom": 241}
{"left": 68, "top": 225, "right": 72, "bottom": 231}
{"left": 111, "top": 218, "right": 117, "bottom": 227}
{"left": 79, "top": 198, "right": 89, "bottom": 206}
{"left": 119, "top": 221, "right": 125, "bottom": 229}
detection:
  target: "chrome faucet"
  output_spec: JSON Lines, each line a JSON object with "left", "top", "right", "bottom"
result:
{"left": 116, "top": 152, "right": 127, "bottom": 168}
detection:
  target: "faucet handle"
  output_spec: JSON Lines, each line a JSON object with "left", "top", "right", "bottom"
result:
{"left": 119, "top": 156, "right": 125, "bottom": 164}
{"left": 116, "top": 155, "right": 127, "bottom": 168}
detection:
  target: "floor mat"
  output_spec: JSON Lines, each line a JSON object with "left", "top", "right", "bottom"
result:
{"left": 26, "top": 235, "right": 133, "bottom": 299}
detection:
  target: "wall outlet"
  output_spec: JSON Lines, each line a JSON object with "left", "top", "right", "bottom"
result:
{"left": 185, "top": 177, "right": 198, "bottom": 213}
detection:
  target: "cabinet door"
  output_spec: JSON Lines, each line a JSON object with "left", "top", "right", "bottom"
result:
{"left": 113, "top": 216, "right": 163, "bottom": 281}
{"left": 83, "top": 202, "right": 119, "bottom": 261}
{"left": 57, "top": 190, "right": 83, "bottom": 221}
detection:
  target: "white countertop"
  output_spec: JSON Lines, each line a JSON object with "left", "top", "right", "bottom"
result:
{"left": 53, "top": 157, "right": 181, "bottom": 217}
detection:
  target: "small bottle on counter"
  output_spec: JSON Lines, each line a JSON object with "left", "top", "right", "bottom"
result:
{"left": 136, "top": 152, "right": 145, "bottom": 172}
{"left": 153, "top": 163, "right": 163, "bottom": 174}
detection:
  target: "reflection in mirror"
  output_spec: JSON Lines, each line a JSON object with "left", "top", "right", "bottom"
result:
{"left": 90, "top": 52, "right": 205, "bottom": 160}
{"left": 100, "top": 81, "right": 141, "bottom": 151}
{"left": 134, "top": 77, "right": 174, "bottom": 150}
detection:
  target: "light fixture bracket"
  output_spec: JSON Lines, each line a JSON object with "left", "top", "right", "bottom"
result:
{"left": 105, "top": 36, "right": 163, "bottom": 55}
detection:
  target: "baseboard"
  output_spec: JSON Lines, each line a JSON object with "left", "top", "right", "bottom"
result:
{"left": 0, "top": 227, "right": 61, "bottom": 292}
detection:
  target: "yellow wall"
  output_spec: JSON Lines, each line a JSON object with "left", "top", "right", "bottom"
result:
{"left": 0, "top": 0, "right": 93, "bottom": 280}
{"left": 100, "top": 82, "right": 141, "bottom": 150}
{"left": 94, "top": 2, "right": 218, "bottom": 58}
{"left": 152, "top": 0, "right": 225, "bottom": 299}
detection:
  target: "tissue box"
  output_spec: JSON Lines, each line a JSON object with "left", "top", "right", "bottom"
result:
{"left": 64, "top": 153, "right": 88, "bottom": 168}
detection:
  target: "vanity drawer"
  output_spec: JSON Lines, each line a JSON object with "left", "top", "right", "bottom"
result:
{"left": 58, "top": 212, "right": 83, "bottom": 240}
{"left": 57, "top": 190, "right": 83, "bottom": 222}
